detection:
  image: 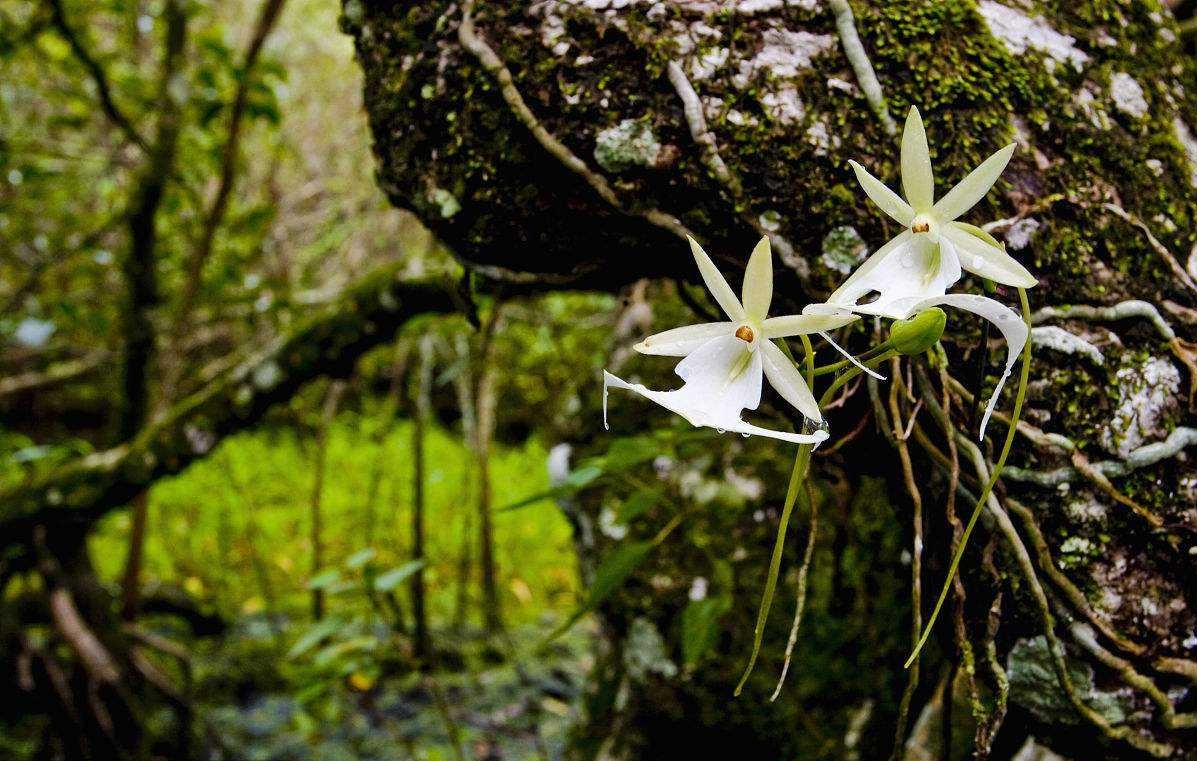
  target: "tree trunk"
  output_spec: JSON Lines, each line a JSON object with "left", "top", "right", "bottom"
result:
{"left": 310, "top": 381, "right": 345, "bottom": 621}
{"left": 451, "top": 333, "right": 476, "bottom": 631}
{"left": 349, "top": 1, "right": 1197, "bottom": 758}
{"left": 118, "top": 492, "right": 149, "bottom": 620}
{"left": 410, "top": 335, "right": 434, "bottom": 661}
{"left": 475, "top": 349, "right": 503, "bottom": 635}
{"left": 115, "top": 0, "right": 186, "bottom": 626}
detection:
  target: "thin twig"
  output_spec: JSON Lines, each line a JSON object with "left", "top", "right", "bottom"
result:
{"left": 48, "top": 0, "right": 148, "bottom": 150}
{"left": 0, "top": 349, "right": 109, "bottom": 399}
{"left": 174, "top": 0, "right": 289, "bottom": 332}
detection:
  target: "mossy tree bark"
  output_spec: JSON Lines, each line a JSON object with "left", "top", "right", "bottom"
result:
{"left": 349, "top": 1, "right": 1197, "bottom": 758}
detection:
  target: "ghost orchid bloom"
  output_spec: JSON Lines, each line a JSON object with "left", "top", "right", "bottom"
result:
{"left": 604, "top": 237, "right": 857, "bottom": 444}
{"left": 809, "top": 106, "right": 1037, "bottom": 439}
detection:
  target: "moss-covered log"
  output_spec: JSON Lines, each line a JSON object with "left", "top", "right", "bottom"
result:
{"left": 348, "top": 1, "right": 1197, "bottom": 758}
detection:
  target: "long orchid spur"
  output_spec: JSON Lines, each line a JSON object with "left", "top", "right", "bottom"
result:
{"left": 807, "top": 106, "right": 1037, "bottom": 439}
{"left": 604, "top": 237, "right": 857, "bottom": 444}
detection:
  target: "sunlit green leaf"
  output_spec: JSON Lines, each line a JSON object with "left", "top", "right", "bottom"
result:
{"left": 373, "top": 560, "right": 425, "bottom": 592}
{"left": 306, "top": 569, "right": 341, "bottom": 590}
{"left": 287, "top": 617, "right": 344, "bottom": 659}
{"left": 344, "top": 548, "right": 376, "bottom": 570}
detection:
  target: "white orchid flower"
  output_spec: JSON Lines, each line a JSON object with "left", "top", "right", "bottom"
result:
{"left": 604, "top": 237, "right": 857, "bottom": 444}
{"left": 809, "top": 106, "right": 1037, "bottom": 439}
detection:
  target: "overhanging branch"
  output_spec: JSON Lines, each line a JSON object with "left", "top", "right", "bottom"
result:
{"left": 0, "top": 265, "right": 460, "bottom": 543}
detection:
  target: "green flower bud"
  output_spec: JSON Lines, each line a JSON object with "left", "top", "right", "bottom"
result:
{"left": 890, "top": 308, "right": 947, "bottom": 356}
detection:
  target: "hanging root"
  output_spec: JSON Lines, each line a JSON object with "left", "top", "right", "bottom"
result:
{"left": 735, "top": 444, "right": 813, "bottom": 696}
{"left": 904, "top": 289, "right": 1033, "bottom": 669}
{"left": 1066, "top": 616, "right": 1197, "bottom": 730}
{"left": 1004, "top": 498, "right": 1146, "bottom": 657}
{"left": 769, "top": 478, "right": 820, "bottom": 701}
{"left": 941, "top": 371, "right": 1161, "bottom": 525}
{"left": 886, "top": 358, "right": 923, "bottom": 760}
{"left": 918, "top": 379, "right": 1174, "bottom": 757}
{"left": 828, "top": 0, "right": 898, "bottom": 138}
{"left": 931, "top": 365, "right": 988, "bottom": 751}
{"left": 458, "top": 0, "right": 694, "bottom": 244}
{"left": 975, "top": 536, "right": 1008, "bottom": 759}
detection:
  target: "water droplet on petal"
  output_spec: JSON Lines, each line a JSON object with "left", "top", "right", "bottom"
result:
{"left": 716, "top": 428, "right": 726, "bottom": 435}
{"left": 972, "top": 255, "right": 985, "bottom": 269}
{"left": 741, "top": 432, "right": 751, "bottom": 438}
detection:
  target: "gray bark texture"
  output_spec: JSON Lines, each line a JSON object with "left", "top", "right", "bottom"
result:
{"left": 347, "top": 1, "right": 1197, "bottom": 758}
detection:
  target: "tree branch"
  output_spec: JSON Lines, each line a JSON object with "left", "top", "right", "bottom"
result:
{"left": 174, "top": 0, "right": 289, "bottom": 332}
{"left": 120, "top": 0, "right": 187, "bottom": 439}
{"left": 0, "top": 266, "right": 460, "bottom": 545}
{"left": 0, "top": 349, "right": 110, "bottom": 399}
{"left": 48, "top": 0, "right": 149, "bottom": 151}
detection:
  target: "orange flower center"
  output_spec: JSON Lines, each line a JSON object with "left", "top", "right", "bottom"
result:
{"left": 734, "top": 325, "right": 755, "bottom": 342}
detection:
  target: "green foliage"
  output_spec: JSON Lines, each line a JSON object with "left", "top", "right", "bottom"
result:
{"left": 679, "top": 594, "right": 732, "bottom": 668}
{"left": 549, "top": 540, "right": 653, "bottom": 641}
{"left": 373, "top": 560, "right": 425, "bottom": 593}
{"left": 90, "top": 410, "right": 578, "bottom": 625}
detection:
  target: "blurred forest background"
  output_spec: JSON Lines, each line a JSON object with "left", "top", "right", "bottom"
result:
{"left": 1, "top": 0, "right": 619, "bottom": 757}
{"left": 9, "top": 0, "right": 1197, "bottom": 760}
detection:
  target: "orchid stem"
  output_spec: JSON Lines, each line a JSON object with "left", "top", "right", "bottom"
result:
{"left": 904, "top": 288, "right": 1032, "bottom": 669}
{"left": 820, "top": 350, "right": 897, "bottom": 406}
{"left": 800, "top": 334, "right": 816, "bottom": 387}
{"left": 812, "top": 340, "right": 894, "bottom": 377}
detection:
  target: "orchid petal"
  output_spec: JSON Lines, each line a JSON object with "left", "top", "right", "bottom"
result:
{"left": 824, "top": 230, "right": 914, "bottom": 309}
{"left": 823, "top": 232, "right": 961, "bottom": 320}
{"left": 912, "top": 293, "right": 1028, "bottom": 441}
{"left": 635, "top": 322, "right": 734, "bottom": 356}
{"left": 673, "top": 335, "right": 762, "bottom": 412}
{"left": 944, "top": 223, "right": 1037, "bottom": 288}
{"left": 849, "top": 160, "right": 915, "bottom": 226}
{"left": 932, "top": 143, "right": 1015, "bottom": 222}
{"left": 742, "top": 237, "right": 773, "bottom": 322}
{"left": 603, "top": 335, "right": 826, "bottom": 444}
{"left": 762, "top": 312, "right": 857, "bottom": 339}
{"left": 688, "top": 236, "right": 746, "bottom": 321}
{"left": 723, "top": 419, "right": 829, "bottom": 445}
{"left": 901, "top": 106, "right": 934, "bottom": 212}
{"left": 819, "top": 331, "right": 885, "bottom": 380}
{"left": 760, "top": 339, "right": 821, "bottom": 421}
